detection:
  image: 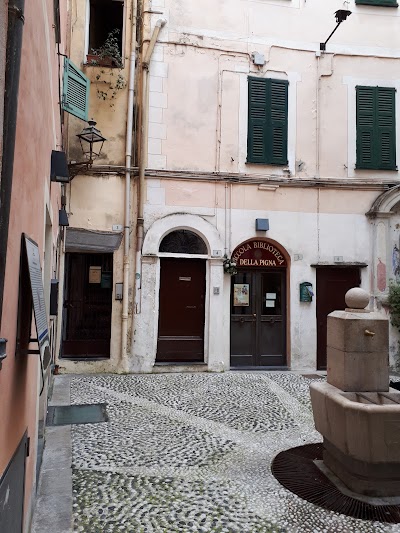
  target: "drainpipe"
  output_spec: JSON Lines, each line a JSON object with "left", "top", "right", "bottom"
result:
{"left": 134, "top": 18, "right": 166, "bottom": 316}
{"left": 0, "top": 0, "right": 25, "bottom": 331}
{"left": 121, "top": 0, "right": 138, "bottom": 366}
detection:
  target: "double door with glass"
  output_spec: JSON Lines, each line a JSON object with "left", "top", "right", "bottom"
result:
{"left": 230, "top": 270, "right": 286, "bottom": 368}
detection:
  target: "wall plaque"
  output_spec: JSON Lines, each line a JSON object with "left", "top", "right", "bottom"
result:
{"left": 232, "top": 239, "right": 287, "bottom": 268}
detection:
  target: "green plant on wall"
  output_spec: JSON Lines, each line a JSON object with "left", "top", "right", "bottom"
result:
{"left": 389, "top": 281, "right": 400, "bottom": 332}
{"left": 88, "top": 29, "right": 126, "bottom": 106}
{"left": 388, "top": 280, "right": 400, "bottom": 371}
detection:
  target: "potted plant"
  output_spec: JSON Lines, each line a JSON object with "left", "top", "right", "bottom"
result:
{"left": 87, "top": 29, "right": 123, "bottom": 68}
{"left": 86, "top": 29, "right": 126, "bottom": 105}
{"left": 223, "top": 255, "right": 237, "bottom": 275}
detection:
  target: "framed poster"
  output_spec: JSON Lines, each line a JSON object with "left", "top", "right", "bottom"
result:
{"left": 234, "top": 284, "right": 250, "bottom": 306}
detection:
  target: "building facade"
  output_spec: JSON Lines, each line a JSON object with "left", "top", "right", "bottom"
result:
{"left": 59, "top": 0, "right": 400, "bottom": 376}
{"left": 0, "top": 0, "right": 66, "bottom": 529}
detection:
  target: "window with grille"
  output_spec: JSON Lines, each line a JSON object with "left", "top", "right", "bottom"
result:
{"left": 247, "top": 77, "right": 288, "bottom": 165}
{"left": 356, "top": 86, "right": 397, "bottom": 171}
{"left": 159, "top": 231, "right": 207, "bottom": 255}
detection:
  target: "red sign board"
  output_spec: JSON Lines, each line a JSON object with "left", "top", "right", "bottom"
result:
{"left": 232, "top": 239, "right": 287, "bottom": 268}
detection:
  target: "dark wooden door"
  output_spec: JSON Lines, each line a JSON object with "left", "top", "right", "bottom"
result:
{"left": 62, "top": 253, "right": 113, "bottom": 358}
{"left": 157, "top": 258, "right": 206, "bottom": 362}
{"left": 231, "top": 270, "right": 286, "bottom": 367}
{"left": 316, "top": 267, "right": 361, "bottom": 370}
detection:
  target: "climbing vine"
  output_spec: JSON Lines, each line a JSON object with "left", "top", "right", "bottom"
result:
{"left": 88, "top": 29, "right": 126, "bottom": 105}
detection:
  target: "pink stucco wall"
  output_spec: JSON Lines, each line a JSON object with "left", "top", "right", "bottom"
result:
{"left": 0, "top": 0, "right": 65, "bottom": 527}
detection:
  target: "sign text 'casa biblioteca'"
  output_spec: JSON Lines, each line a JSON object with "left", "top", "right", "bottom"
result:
{"left": 232, "top": 240, "right": 287, "bottom": 268}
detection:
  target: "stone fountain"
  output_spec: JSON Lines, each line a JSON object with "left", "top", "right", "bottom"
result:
{"left": 310, "top": 287, "right": 400, "bottom": 497}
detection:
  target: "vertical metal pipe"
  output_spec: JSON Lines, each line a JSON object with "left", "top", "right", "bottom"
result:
{"left": 121, "top": 0, "right": 138, "bottom": 366}
{"left": 133, "top": 18, "right": 166, "bottom": 316}
{"left": 0, "top": 0, "right": 25, "bottom": 329}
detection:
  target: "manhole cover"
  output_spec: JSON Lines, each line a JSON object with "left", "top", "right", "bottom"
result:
{"left": 46, "top": 404, "right": 108, "bottom": 426}
{"left": 271, "top": 443, "right": 400, "bottom": 524}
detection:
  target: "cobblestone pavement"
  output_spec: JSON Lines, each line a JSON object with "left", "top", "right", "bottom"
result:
{"left": 58, "top": 372, "right": 400, "bottom": 532}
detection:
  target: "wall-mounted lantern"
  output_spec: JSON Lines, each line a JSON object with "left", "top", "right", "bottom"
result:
{"left": 320, "top": 10, "right": 351, "bottom": 51}
{"left": 68, "top": 118, "right": 107, "bottom": 179}
{"left": 76, "top": 119, "right": 106, "bottom": 164}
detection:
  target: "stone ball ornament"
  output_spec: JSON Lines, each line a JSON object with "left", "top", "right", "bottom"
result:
{"left": 345, "top": 287, "right": 369, "bottom": 310}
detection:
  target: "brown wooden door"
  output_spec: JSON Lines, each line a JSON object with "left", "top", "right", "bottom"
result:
{"left": 62, "top": 253, "right": 113, "bottom": 358}
{"left": 157, "top": 258, "right": 206, "bottom": 362}
{"left": 231, "top": 270, "right": 286, "bottom": 368}
{"left": 316, "top": 267, "right": 361, "bottom": 370}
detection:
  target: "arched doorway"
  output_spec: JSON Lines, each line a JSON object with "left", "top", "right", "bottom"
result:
{"left": 156, "top": 230, "right": 208, "bottom": 363}
{"left": 230, "top": 238, "right": 289, "bottom": 368}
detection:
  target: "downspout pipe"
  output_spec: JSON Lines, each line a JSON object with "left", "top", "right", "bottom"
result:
{"left": 0, "top": 0, "right": 25, "bottom": 331}
{"left": 121, "top": 0, "right": 138, "bottom": 367}
{"left": 134, "top": 18, "right": 166, "bottom": 315}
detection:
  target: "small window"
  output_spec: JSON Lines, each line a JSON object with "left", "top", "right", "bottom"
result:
{"left": 247, "top": 77, "right": 288, "bottom": 166}
{"left": 356, "top": 86, "right": 397, "bottom": 171}
{"left": 159, "top": 231, "right": 208, "bottom": 255}
{"left": 87, "top": 0, "right": 124, "bottom": 64}
{"left": 356, "top": 0, "right": 398, "bottom": 6}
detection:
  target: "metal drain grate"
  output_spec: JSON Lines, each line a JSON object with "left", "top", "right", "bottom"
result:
{"left": 271, "top": 443, "right": 400, "bottom": 524}
{"left": 302, "top": 374, "right": 325, "bottom": 379}
{"left": 46, "top": 404, "right": 108, "bottom": 426}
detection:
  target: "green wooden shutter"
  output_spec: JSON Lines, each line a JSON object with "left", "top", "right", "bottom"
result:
{"left": 355, "top": 0, "right": 398, "bottom": 7}
{"left": 247, "top": 78, "right": 268, "bottom": 163}
{"left": 269, "top": 80, "right": 288, "bottom": 165}
{"left": 356, "top": 86, "right": 375, "bottom": 169}
{"left": 247, "top": 77, "right": 288, "bottom": 165}
{"left": 62, "top": 58, "right": 90, "bottom": 121}
{"left": 356, "top": 86, "right": 396, "bottom": 170}
{"left": 377, "top": 87, "right": 396, "bottom": 169}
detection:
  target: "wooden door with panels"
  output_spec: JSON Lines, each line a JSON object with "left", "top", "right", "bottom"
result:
{"left": 229, "top": 238, "right": 289, "bottom": 369}
{"left": 316, "top": 267, "right": 361, "bottom": 370}
{"left": 157, "top": 258, "right": 206, "bottom": 362}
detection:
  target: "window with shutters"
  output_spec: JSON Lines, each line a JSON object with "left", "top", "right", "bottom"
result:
{"left": 62, "top": 58, "right": 90, "bottom": 121}
{"left": 247, "top": 77, "right": 288, "bottom": 165}
{"left": 356, "top": 0, "right": 397, "bottom": 7}
{"left": 356, "top": 86, "right": 397, "bottom": 171}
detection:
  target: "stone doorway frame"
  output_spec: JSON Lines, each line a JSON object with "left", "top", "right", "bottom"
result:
{"left": 131, "top": 213, "right": 227, "bottom": 373}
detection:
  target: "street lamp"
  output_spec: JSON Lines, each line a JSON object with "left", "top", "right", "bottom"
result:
{"left": 320, "top": 10, "right": 352, "bottom": 51}
{"left": 68, "top": 118, "right": 107, "bottom": 179}
{"left": 76, "top": 119, "right": 107, "bottom": 165}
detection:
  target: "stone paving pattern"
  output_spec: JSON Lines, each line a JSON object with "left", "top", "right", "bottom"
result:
{"left": 70, "top": 373, "right": 400, "bottom": 532}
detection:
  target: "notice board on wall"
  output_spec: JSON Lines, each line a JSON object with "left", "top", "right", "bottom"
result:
{"left": 16, "top": 235, "right": 50, "bottom": 366}
{"left": 24, "top": 235, "right": 49, "bottom": 348}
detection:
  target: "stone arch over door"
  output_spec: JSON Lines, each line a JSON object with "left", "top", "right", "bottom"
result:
{"left": 131, "top": 214, "right": 226, "bottom": 373}
{"left": 142, "top": 213, "right": 223, "bottom": 257}
{"left": 367, "top": 185, "right": 400, "bottom": 302}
